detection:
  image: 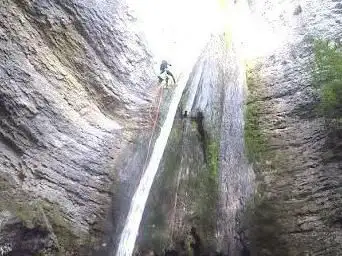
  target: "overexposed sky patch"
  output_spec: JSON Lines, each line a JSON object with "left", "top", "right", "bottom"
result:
{"left": 128, "top": 0, "right": 224, "bottom": 76}
{"left": 128, "top": 0, "right": 290, "bottom": 74}
{"left": 230, "top": 1, "right": 290, "bottom": 59}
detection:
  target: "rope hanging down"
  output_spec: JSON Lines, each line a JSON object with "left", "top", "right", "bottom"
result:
{"left": 143, "top": 85, "right": 164, "bottom": 173}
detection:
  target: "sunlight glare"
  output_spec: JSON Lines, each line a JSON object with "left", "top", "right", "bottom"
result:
{"left": 129, "top": 0, "right": 288, "bottom": 74}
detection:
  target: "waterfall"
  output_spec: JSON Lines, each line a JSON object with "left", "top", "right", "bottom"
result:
{"left": 115, "top": 72, "right": 191, "bottom": 256}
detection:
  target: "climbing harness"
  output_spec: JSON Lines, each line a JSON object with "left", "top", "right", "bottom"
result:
{"left": 158, "top": 71, "right": 173, "bottom": 87}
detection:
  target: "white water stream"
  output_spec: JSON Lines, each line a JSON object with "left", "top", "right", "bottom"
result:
{"left": 115, "top": 0, "right": 285, "bottom": 254}
{"left": 115, "top": 1, "right": 223, "bottom": 254}
{"left": 115, "top": 71, "right": 192, "bottom": 256}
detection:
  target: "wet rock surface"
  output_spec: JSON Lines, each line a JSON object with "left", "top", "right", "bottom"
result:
{"left": 0, "top": 0, "right": 156, "bottom": 254}
{"left": 246, "top": 0, "right": 342, "bottom": 254}
{"left": 2, "top": 0, "right": 342, "bottom": 255}
{"left": 0, "top": 210, "right": 57, "bottom": 256}
{"left": 137, "top": 36, "right": 254, "bottom": 255}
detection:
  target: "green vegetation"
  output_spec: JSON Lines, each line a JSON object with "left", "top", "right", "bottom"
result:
{"left": 188, "top": 113, "right": 219, "bottom": 244}
{"left": 313, "top": 39, "right": 342, "bottom": 118}
{"left": 139, "top": 114, "right": 219, "bottom": 252}
{"left": 244, "top": 103, "right": 267, "bottom": 163}
{"left": 206, "top": 141, "right": 219, "bottom": 180}
{"left": 0, "top": 197, "right": 86, "bottom": 255}
{"left": 243, "top": 66, "right": 290, "bottom": 255}
{"left": 194, "top": 137, "right": 219, "bottom": 242}
{"left": 244, "top": 70, "right": 268, "bottom": 163}
{"left": 312, "top": 39, "right": 342, "bottom": 163}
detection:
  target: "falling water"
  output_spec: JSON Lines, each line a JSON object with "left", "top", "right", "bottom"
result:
{"left": 115, "top": 72, "right": 191, "bottom": 256}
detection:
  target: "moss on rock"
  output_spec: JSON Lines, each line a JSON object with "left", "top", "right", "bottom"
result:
{"left": 242, "top": 66, "right": 290, "bottom": 255}
{"left": 244, "top": 69, "right": 268, "bottom": 165}
{"left": 0, "top": 196, "right": 90, "bottom": 255}
{"left": 313, "top": 39, "right": 342, "bottom": 118}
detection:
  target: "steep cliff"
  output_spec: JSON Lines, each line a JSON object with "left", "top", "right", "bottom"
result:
{"left": 245, "top": 0, "right": 342, "bottom": 255}
{"left": 2, "top": 0, "right": 342, "bottom": 255}
{"left": 0, "top": 0, "right": 156, "bottom": 255}
{"left": 137, "top": 36, "right": 254, "bottom": 255}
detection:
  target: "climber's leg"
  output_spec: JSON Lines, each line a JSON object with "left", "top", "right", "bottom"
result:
{"left": 166, "top": 70, "right": 176, "bottom": 84}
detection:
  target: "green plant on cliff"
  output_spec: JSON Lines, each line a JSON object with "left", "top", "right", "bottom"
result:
{"left": 186, "top": 137, "right": 218, "bottom": 246}
{"left": 244, "top": 69, "right": 267, "bottom": 163}
{"left": 244, "top": 103, "right": 267, "bottom": 163}
{"left": 313, "top": 39, "right": 342, "bottom": 118}
{"left": 189, "top": 117, "right": 219, "bottom": 245}
{"left": 243, "top": 68, "right": 290, "bottom": 255}
{"left": 201, "top": 119, "right": 219, "bottom": 233}
{"left": 204, "top": 138, "right": 219, "bottom": 210}
{"left": 206, "top": 141, "right": 219, "bottom": 180}
{"left": 0, "top": 197, "right": 86, "bottom": 255}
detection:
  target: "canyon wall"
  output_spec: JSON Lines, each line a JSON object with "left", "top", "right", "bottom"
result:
{"left": 0, "top": 0, "right": 156, "bottom": 254}
{"left": 245, "top": 0, "right": 342, "bottom": 255}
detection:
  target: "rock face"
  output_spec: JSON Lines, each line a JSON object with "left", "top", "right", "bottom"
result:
{"left": 137, "top": 36, "right": 254, "bottom": 255}
{"left": 0, "top": 0, "right": 156, "bottom": 254}
{"left": 2, "top": 0, "right": 342, "bottom": 255}
{"left": 245, "top": 0, "right": 342, "bottom": 255}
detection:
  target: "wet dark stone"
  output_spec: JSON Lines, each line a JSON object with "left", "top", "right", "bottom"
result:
{"left": 190, "top": 227, "right": 202, "bottom": 256}
{"left": 164, "top": 249, "right": 179, "bottom": 256}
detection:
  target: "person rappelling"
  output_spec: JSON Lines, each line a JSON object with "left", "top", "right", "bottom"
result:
{"left": 158, "top": 60, "right": 176, "bottom": 86}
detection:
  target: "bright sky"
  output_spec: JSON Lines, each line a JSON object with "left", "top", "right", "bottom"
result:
{"left": 128, "top": 0, "right": 289, "bottom": 75}
{"left": 127, "top": 0, "right": 227, "bottom": 76}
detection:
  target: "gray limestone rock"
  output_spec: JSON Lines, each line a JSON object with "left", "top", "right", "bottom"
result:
{"left": 245, "top": 0, "right": 342, "bottom": 254}
{"left": 0, "top": 0, "right": 156, "bottom": 254}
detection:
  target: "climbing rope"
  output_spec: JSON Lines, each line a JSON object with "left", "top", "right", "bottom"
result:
{"left": 142, "top": 84, "right": 164, "bottom": 174}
